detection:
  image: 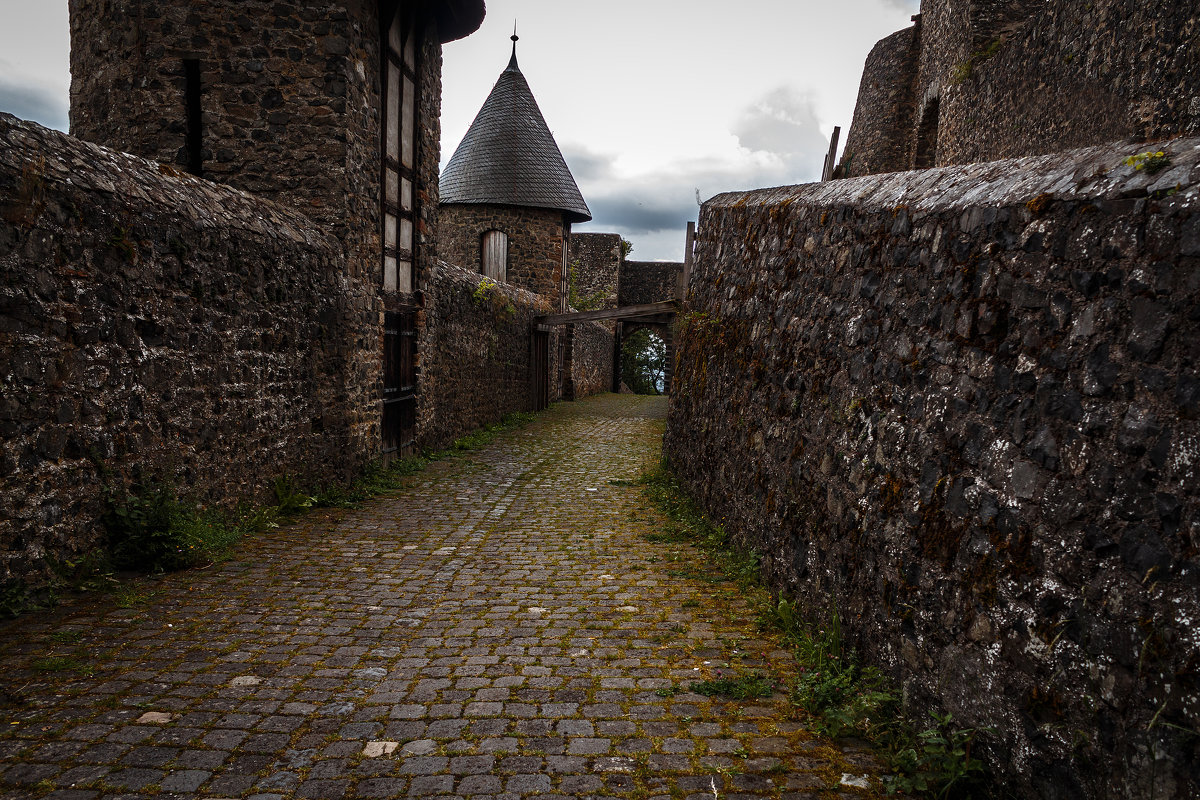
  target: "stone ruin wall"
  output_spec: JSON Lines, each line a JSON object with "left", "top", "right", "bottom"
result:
{"left": 0, "top": 115, "right": 378, "bottom": 587}
{"left": 936, "top": 0, "right": 1200, "bottom": 167}
{"left": 568, "top": 232, "right": 621, "bottom": 310}
{"left": 421, "top": 261, "right": 563, "bottom": 446}
{"left": 842, "top": 0, "right": 1200, "bottom": 177}
{"left": 619, "top": 260, "right": 680, "bottom": 307}
{"left": 840, "top": 26, "right": 919, "bottom": 178}
{"left": 666, "top": 137, "right": 1200, "bottom": 798}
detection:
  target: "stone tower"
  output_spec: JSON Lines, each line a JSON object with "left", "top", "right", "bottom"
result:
{"left": 68, "top": 0, "right": 486, "bottom": 458}
{"left": 438, "top": 34, "right": 591, "bottom": 310}
{"left": 68, "top": 0, "right": 483, "bottom": 288}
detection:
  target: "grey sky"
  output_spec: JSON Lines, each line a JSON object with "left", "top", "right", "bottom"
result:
{"left": 0, "top": 0, "right": 920, "bottom": 259}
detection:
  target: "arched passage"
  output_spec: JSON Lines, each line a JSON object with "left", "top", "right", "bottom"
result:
{"left": 614, "top": 319, "right": 673, "bottom": 395}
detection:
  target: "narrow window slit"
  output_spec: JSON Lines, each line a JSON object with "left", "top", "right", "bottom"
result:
{"left": 183, "top": 59, "right": 203, "bottom": 176}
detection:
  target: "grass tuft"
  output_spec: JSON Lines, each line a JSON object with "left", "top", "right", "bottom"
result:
{"left": 633, "top": 460, "right": 994, "bottom": 798}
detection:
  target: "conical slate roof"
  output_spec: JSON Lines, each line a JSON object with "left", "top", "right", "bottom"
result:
{"left": 440, "top": 41, "right": 591, "bottom": 223}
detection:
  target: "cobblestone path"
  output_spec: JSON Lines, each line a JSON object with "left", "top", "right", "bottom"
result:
{"left": 0, "top": 394, "right": 881, "bottom": 800}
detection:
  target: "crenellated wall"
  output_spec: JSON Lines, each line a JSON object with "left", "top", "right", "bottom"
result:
{"left": 666, "top": 137, "right": 1200, "bottom": 798}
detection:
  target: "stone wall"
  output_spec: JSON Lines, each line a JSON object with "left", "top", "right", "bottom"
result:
{"left": 421, "top": 261, "right": 562, "bottom": 447}
{"left": 70, "top": 0, "right": 377, "bottom": 243}
{"left": 0, "top": 115, "right": 374, "bottom": 586}
{"left": 69, "top": 0, "right": 458, "bottom": 459}
{"left": 438, "top": 204, "right": 567, "bottom": 302}
{"left": 937, "top": 0, "right": 1200, "bottom": 167}
{"left": 841, "top": 27, "right": 919, "bottom": 177}
{"left": 665, "top": 137, "right": 1200, "bottom": 798}
{"left": 565, "top": 321, "right": 615, "bottom": 400}
{"left": 619, "top": 260, "right": 680, "bottom": 307}
{"left": 842, "top": 0, "right": 1200, "bottom": 175}
{"left": 568, "top": 232, "right": 621, "bottom": 310}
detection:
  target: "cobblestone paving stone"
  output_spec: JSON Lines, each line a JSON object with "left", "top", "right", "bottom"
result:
{"left": 0, "top": 395, "right": 882, "bottom": 799}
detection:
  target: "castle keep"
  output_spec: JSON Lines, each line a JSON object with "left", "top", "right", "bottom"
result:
{"left": 840, "top": 0, "right": 1200, "bottom": 176}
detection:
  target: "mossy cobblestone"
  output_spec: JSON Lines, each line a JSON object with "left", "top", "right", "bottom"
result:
{"left": 0, "top": 395, "right": 879, "bottom": 799}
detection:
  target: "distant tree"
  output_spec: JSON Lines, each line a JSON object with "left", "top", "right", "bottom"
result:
{"left": 621, "top": 329, "right": 665, "bottom": 395}
{"left": 620, "top": 238, "right": 634, "bottom": 259}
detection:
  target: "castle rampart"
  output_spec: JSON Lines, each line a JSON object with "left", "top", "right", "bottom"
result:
{"left": 0, "top": 113, "right": 373, "bottom": 585}
{"left": 667, "top": 136, "right": 1200, "bottom": 797}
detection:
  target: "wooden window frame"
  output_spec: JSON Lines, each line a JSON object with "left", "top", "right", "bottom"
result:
{"left": 382, "top": 5, "right": 419, "bottom": 295}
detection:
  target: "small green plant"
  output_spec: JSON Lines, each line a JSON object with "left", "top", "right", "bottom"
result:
{"left": 655, "top": 683, "right": 681, "bottom": 698}
{"left": 0, "top": 579, "right": 32, "bottom": 619}
{"left": 886, "top": 712, "right": 990, "bottom": 798}
{"left": 102, "top": 481, "right": 243, "bottom": 573}
{"left": 1123, "top": 150, "right": 1171, "bottom": 175}
{"left": 472, "top": 277, "right": 516, "bottom": 319}
{"left": 106, "top": 224, "right": 137, "bottom": 262}
{"left": 272, "top": 474, "right": 316, "bottom": 515}
{"left": 951, "top": 39, "right": 1003, "bottom": 84}
{"left": 689, "top": 672, "right": 776, "bottom": 700}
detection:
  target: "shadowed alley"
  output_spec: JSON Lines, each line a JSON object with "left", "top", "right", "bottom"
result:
{"left": 1, "top": 395, "right": 879, "bottom": 799}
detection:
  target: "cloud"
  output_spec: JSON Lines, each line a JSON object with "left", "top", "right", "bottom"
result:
{"left": 881, "top": 0, "right": 921, "bottom": 12}
{"left": 561, "top": 145, "right": 618, "bottom": 183}
{"left": 565, "top": 85, "right": 834, "bottom": 259}
{"left": 0, "top": 77, "right": 68, "bottom": 131}
{"left": 731, "top": 87, "right": 828, "bottom": 165}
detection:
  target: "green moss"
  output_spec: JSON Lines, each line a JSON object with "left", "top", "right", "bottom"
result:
{"left": 951, "top": 39, "right": 1004, "bottom": 84}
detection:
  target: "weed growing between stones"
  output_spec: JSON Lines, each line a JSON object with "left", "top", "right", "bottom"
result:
{"left": 688, "top": 672, "right": 776, "bottom": 700}
{"left": 635, "top": 462, "right": 995, "bottom": 798}
{"left": 887, "top": 712, "right": 991, "bottom": 799}
{"left": 102, "top": 481, "right": 246, "bottom": 573}
{"left": 471, "top": 277, "right": 517, "bottom": 319}
{"left": 1123, "top": 150, "right": 1171, "bottom": 174}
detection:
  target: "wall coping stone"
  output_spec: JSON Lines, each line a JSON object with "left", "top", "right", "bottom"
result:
{"left": 709, "top": 136, "right": 1200, "bottom": 214}
{"left": 0, "top": 113, "right": 337, "bottom": 251}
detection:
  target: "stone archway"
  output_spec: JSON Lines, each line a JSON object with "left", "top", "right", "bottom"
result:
{"left": 615, "top": 320, "right": 673, "bottom": 395}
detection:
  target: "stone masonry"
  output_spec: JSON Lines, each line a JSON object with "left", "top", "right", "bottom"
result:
{"left": 439, "top": 204, "right": 571, "bottom": 304}
{"left": 0, "top": 114, "right": 367, "bottom": 588}
{"left": 568, "top": 233, "right": 621, "bottom": 311}
{"left": 841, "top": 0, "right": 1200, "bottom": 176}
{"left": 0, "top": 395, "right": 883, "bottom": 800}
{"left": 667, "top": 137, "right": 1200, "bottom": 798}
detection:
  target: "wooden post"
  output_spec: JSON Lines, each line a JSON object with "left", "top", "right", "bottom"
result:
{"left": 678, "top": 221, "right": 695, "bottom": 304}
{"left": 821, "top": 125, "right": 841, "bottom": 182}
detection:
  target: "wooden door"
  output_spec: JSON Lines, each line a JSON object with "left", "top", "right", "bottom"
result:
{"left": 383, "top": 310, "right": 417, "bottom": 456}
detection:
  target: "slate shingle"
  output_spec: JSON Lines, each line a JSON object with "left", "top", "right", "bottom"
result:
{"left": 439, "top": 49, "right": 592, "bottom": 223}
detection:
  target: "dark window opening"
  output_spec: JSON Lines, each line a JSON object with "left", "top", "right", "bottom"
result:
{"left": 913, "top": 97, "right": 940, "bottom": 169}
{"left": 183, "top": 59, "right": 203, "bottom": 177}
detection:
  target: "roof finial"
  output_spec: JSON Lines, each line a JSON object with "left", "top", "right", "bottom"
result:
{"left": 508, "top": 21, "right": 519, "bottom": 70}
